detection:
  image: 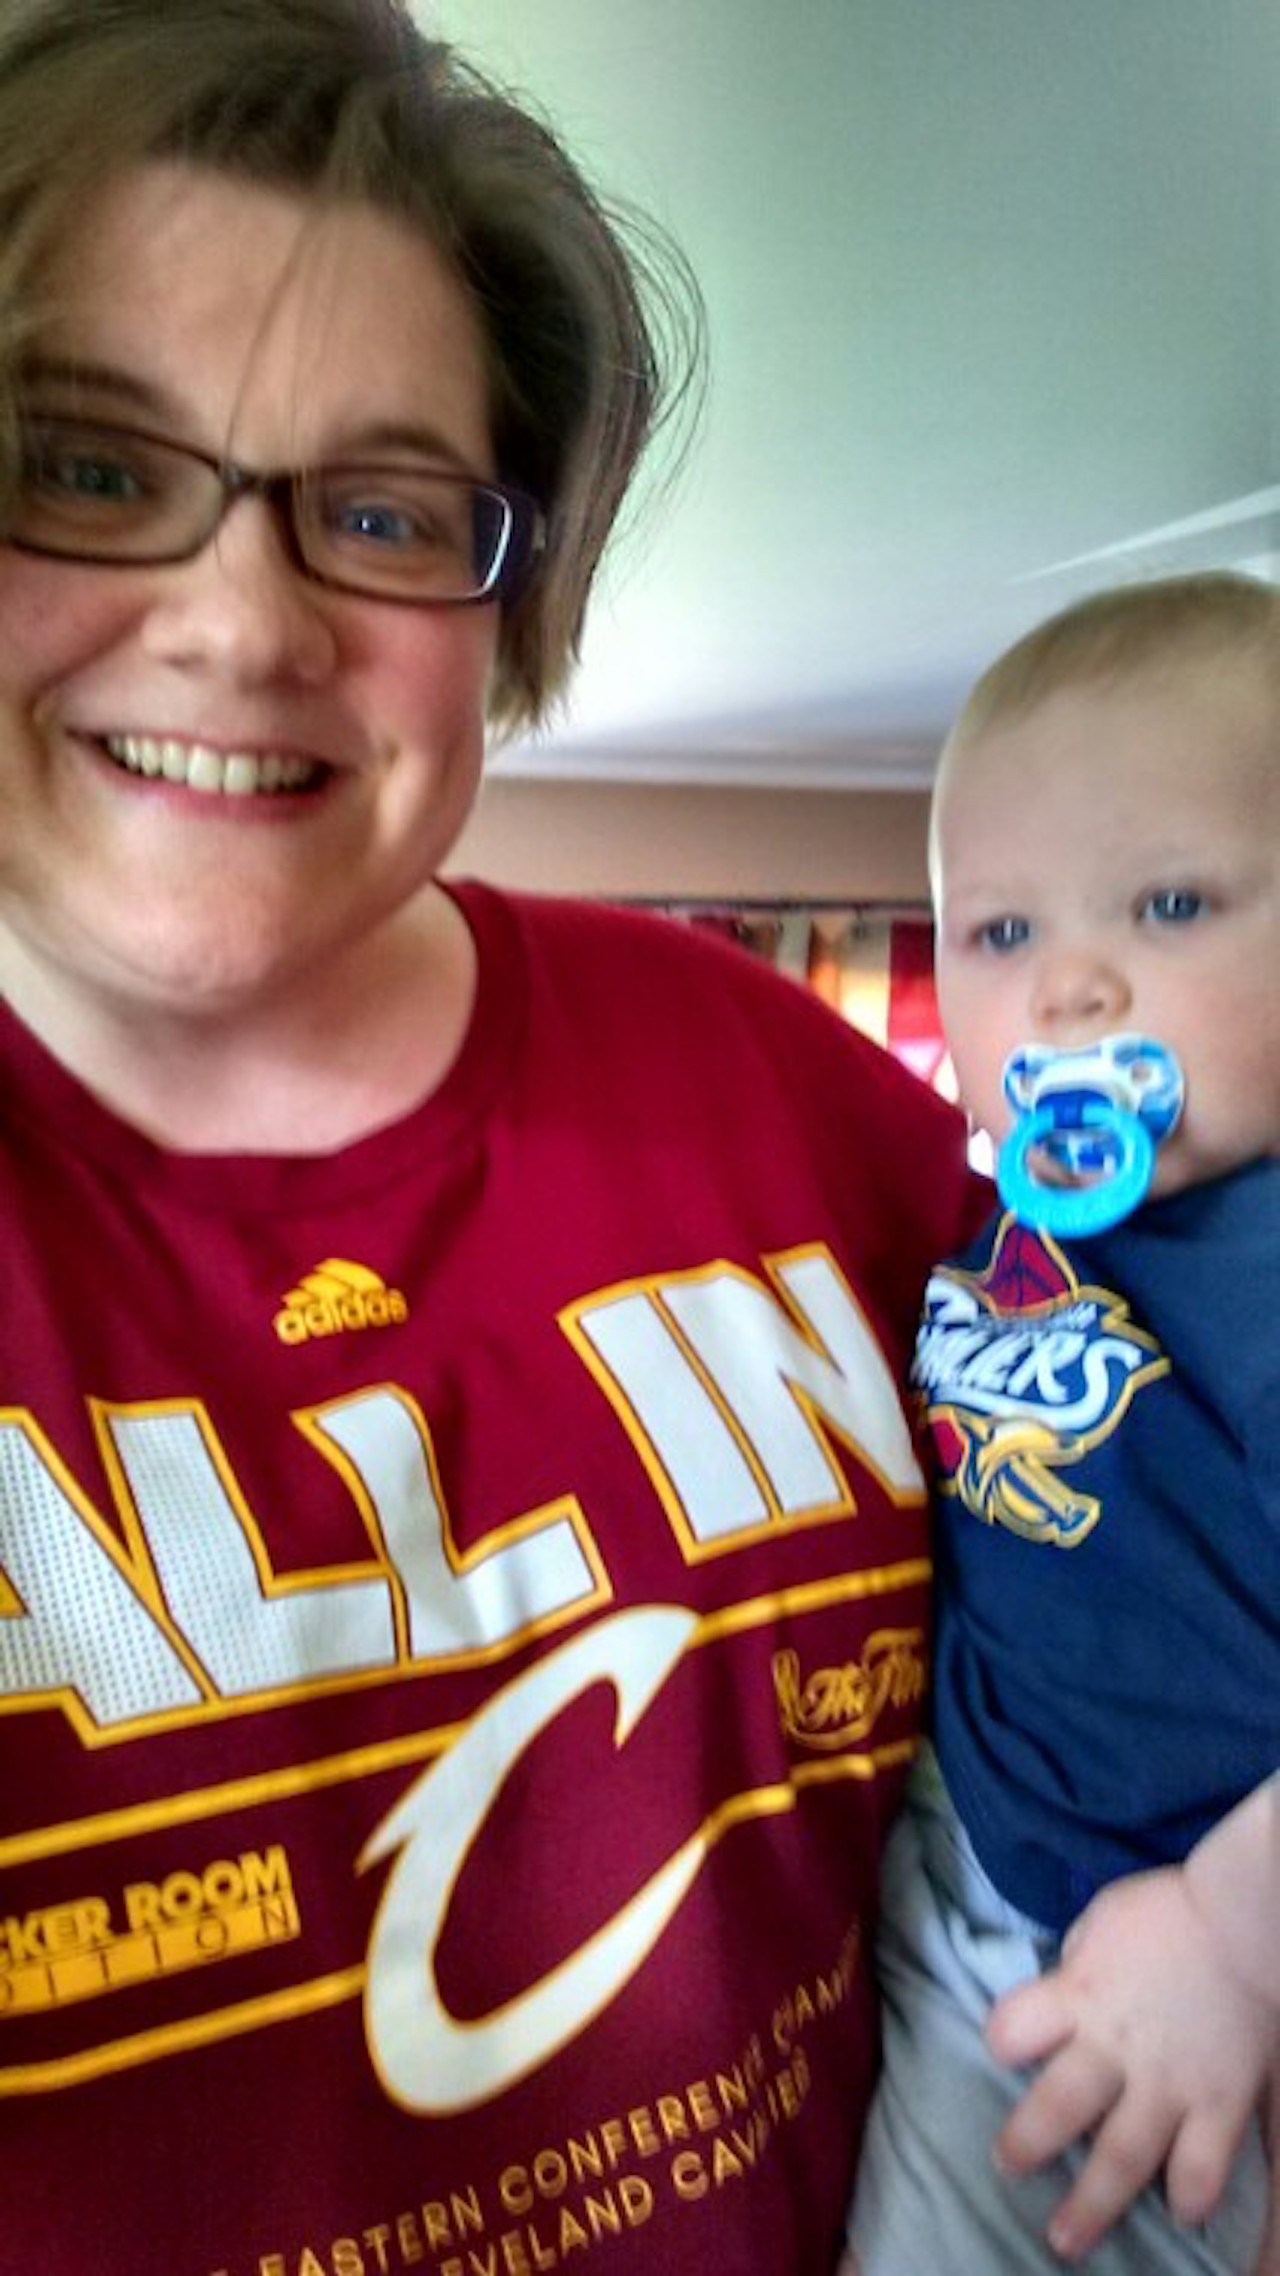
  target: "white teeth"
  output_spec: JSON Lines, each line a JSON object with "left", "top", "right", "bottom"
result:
{"left": 223, "top": 755, "right": 260, "bottom": 798}
{"left": 186, "top": 746, "right": 224, "bottom": 794}
{"left": 103, "top": 734, "right": 321, "bottom": 797}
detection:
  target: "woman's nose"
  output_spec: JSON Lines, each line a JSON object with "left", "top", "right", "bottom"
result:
{"left": 139, "top": 498, "right": 339, "bottom": 686}
{"left": 1029, "top": 945, "right": 1131, "bottom": 1032}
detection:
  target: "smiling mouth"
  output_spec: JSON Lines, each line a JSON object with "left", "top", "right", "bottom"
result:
{"left": 102, "top": 733, "right": 325, "bottom": 797}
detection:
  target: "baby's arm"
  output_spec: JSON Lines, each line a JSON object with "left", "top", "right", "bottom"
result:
{"left": 986, "top": 1777, "right": 1280, "bottom": 2265}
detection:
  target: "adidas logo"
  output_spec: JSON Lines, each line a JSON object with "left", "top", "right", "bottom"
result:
{"left": 273, "top": 1258, "right": 410, "bottom": 1346}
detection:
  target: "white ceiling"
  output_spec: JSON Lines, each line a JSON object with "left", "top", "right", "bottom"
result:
{"left": 429, "top": 0, "right": 1279, "bottom": 790}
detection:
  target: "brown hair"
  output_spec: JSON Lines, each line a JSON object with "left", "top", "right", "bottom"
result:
{"left": 945, "top": 571, "right": 1280, "bottom": 755}
{"left": 0, "top": 0, "right": 705, "bottom": 734}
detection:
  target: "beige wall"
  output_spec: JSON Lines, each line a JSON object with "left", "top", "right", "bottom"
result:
{"left": 448, "top": 778, "right": 932, "bottom": 903}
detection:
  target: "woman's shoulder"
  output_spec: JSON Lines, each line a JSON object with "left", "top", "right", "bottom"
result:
{"left": 452, "top": 875, "right": 892, "bottom": 1048}
{"left": 450, "top": 875, "right": 971, "bottom": 1189}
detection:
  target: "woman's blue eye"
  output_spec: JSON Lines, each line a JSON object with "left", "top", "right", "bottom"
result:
{"left": 1141, "top": 887, "right": 1204, "bottom": 924}
{"left": 31, "top": 449, "right": 145, "bottom": 502}
{"left": 335, "top": 501, "right": 419, "bottom": 548}
{"left": 977, "top": 915, "right": 1030, "bottom": 953}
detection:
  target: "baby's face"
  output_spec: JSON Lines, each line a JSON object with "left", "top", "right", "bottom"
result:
{"left": 930, "top": 660, "right": 1280, "bottom": 1198}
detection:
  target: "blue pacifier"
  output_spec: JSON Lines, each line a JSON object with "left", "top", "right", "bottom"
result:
{"left": 996, "top": 1032, "right": 1184, "bottom": 1237}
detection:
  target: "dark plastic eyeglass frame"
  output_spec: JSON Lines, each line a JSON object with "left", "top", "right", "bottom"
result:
{"left": 5, "top": 414, "right": 547, "bottom": 606}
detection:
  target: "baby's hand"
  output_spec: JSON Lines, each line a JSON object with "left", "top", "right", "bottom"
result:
{"left": 986, "top": 1863, "right": 1279, "bottom": 2265}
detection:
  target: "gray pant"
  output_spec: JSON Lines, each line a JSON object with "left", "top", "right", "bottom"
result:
{"left": 847, "top": 1751, "right": 1267, "bottom": 2274}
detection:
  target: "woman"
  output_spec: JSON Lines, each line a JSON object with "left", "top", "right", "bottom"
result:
{"left": 0, "top": 4, "right": 974, "bottom": 2268}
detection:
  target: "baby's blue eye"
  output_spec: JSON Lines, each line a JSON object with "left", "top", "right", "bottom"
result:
{"left": 1141, "top": 887, "right": 1204, "bottom": 924}
{"left": 977, "top": 915, "right": 1030, "bottom": 952}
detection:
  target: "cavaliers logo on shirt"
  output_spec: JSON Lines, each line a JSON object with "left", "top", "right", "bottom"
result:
{"left": 911, "top": 1215, "right": 1169, "bottom": 1549}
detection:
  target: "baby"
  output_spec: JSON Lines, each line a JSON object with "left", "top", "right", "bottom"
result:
{"left": 845, "top": 571, "right": 1280, "bottom": 2274}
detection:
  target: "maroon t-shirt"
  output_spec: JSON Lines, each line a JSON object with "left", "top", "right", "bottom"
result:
{"left": 0, "top": 882, "right": 973, "bottom": 2275}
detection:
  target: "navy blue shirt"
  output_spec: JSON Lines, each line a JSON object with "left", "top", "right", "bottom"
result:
{"left": 920, "top": 1160, "right": 1280, "bottom": 1934}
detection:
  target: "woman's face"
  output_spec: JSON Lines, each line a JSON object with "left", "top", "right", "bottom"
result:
{"left": 0, "top": 163, "right": 500, "bottom": 1021}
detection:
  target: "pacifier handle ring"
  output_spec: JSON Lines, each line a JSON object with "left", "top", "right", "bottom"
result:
{"left": 997, "top": 1098, "right": 1155, "bottom": 1238}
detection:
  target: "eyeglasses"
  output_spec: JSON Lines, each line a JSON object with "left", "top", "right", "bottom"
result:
{"left": 3, "top": 413, "right": 546, "bottom": 605}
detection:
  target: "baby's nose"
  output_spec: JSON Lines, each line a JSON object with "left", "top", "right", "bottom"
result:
{"left": 1029, "top": 947, "right": 1130, "bottom": 1030}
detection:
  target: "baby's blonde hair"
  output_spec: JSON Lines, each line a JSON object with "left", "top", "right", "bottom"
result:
{"left": 944, "top": 571, "right": 1280, "bottom": 755}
